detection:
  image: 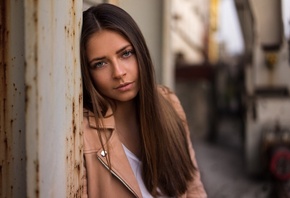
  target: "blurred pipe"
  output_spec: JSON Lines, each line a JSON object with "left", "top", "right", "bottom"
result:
{"left": 162, "top": 0, "right": 175, "bottom": 89}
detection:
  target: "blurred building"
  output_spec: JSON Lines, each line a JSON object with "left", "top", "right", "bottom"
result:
{"left": 2, "top": 0, "right": 289, "bottom": 197}
{"left": 171, "top": 0, "right": 210, "bottom": 64}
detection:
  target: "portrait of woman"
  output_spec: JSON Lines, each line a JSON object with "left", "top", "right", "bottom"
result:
{"left": 80, "top": 3, "right": 207, "bottom": 198}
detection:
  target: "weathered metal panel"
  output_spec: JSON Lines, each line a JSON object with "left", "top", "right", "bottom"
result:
{"left": 24, "top": 0, "right": 83, "bottom": 197}
{"left": 0, "top": 0, "right": 26, "bottom": 197}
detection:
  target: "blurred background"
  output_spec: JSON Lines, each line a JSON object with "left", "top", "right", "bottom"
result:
{"left": 85, "top": 0, "right": 290, "bottom": 197}
{"left": 1, "top": 0, "right": 290, "bottom": 197}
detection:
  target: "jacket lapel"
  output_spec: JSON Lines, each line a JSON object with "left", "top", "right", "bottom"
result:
{"left": 97, "top": 131, "right": 143, "bottom": 197}
{"left": 87, "top": 109, "right": 143, "bottom": 197}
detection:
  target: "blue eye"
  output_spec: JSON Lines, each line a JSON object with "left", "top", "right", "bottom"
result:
{"left": 122, "top": 50, "right": 134, "bottom": 58}
{"left": 92, "top": 61, "right": 106, "bottom": 69}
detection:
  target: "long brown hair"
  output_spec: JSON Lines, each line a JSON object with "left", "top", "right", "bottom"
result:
{"left": 80, "top": 3, "right": 195, "bottom": 197}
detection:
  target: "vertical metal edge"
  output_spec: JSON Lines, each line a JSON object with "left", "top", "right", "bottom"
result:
{"left": 24, "top": 0, "right": 39, "bottom": 197}
{"left": 1, "top": 0, "right": 26, "bottom": 197}
{"left": 0, "top": 0, "right": 8, "bottom": 197}
{"left": 24, "top": 0, "right": 83, "bottom": 197}
{"left": 65, "top": 0, "right": 83, "bottom": 197}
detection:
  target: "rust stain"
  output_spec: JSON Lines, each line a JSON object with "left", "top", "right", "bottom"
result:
{"left": 28, "top": 0, "right": 40, "bottom": 197}
{"left": 0, "top": 0, "right": 9, "bottom": 197}
{"left": 34, "top": 159, "right": 39, "bottom": 197}
{"left": 63, "top": 0, "right": 83, "bottom": 196}
{"left": 0, "top": 0, "right": 8, "bottom": 123}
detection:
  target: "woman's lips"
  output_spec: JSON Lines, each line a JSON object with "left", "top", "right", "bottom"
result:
{"left": 114, "top": 82, "right": 134, "bottom": 91}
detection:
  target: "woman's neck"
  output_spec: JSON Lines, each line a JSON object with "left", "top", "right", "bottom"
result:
{"left": 115, "top": 100, "right": 136, "bottom": 119}
{"left": 114, "top": 100, "right": 141, "bottom": 157}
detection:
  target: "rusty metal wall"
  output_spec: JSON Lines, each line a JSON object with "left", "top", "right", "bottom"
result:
{"left": 0, "top": 0, "right": 26, "bottom": 197}
{"left": 24, "top": 0, "right": 83, "bottom": 197}
{"left": 1, "top": 0, "right": 83, "bottom": 197}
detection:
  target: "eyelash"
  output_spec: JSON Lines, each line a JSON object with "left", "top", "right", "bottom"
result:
{"left": 122, "top": 49, "right": 134, "bottom": 58}
{"left": 91, "top": 61, "right": 106, "bottom": 69}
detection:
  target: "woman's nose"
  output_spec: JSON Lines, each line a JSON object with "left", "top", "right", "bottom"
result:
{"left": 112, "top": 60, "right": 126, "bottom": 79}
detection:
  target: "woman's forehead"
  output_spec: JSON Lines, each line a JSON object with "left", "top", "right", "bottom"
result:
{"left": 86, "top": 30, "right": 132, "bottom": 59}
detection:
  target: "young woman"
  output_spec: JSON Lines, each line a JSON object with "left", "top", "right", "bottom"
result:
{"left": 80, "top": 3, "right": 207, "bottom": 198}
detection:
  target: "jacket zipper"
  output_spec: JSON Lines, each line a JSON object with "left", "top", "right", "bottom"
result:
{"left": 97, "top": 155, "right": 139, "bottom": 198}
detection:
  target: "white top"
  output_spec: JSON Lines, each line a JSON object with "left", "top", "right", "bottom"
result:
{"left": 122, "top": 144, "right": 172, "bottom": 198}
{"left": 122, "top": 144, "right": 154, "bottom": 198}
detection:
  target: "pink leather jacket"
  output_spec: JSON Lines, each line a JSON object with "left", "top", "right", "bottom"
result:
{"left": 82, "top": 88, "right": 207, "bottom": 198}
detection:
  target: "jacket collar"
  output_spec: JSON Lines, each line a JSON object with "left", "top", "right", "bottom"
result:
{"left": 84, "top": 108, "right": 143, "bottom": 197}
{"left": 86, "top": 107, "right": 115, "bottom": 130}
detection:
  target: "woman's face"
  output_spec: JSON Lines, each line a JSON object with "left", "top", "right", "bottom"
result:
{"left": 86, "top": 30, "right": 140, "bottom": 103}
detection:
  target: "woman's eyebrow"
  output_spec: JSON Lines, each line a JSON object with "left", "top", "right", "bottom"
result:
{"left": 116, "top": 44, "right": 132, "bottom": 54}
{"left": 88, "top": 44, "right": 132, "bottom": 64}
{"left": 88, "top": 56, "right": 106, "bottom": 65}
